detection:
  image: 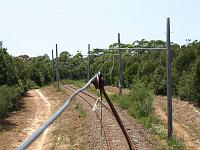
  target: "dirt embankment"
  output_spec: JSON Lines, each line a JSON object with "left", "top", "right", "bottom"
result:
{"left": 104, "top": 85, "right": 200, "bottom": 150}
{"left": 154, "top": 96, "right": 200, "bottom": 150}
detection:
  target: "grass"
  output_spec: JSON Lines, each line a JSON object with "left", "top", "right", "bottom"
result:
{"left": 75, "top": 103, "right": 87, "bottom": 118}
{"left": 61, "top": 79, "right": 101, "bottom": 96}
{"left": 88, "top": 87, "right": 100, "bottom": 97}
{"left": 61, "top": 79, "right": 86, "bottom": 88}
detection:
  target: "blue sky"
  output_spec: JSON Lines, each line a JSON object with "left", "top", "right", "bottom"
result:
{"left": 0, "top": 0, "right": 199, "bottom": 57}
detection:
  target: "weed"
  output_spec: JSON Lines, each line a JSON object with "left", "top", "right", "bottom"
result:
{"left": 61, "top": 79, "right": 85, "bottom": 88}
{"left": 75, "top": 104, "right": 87, "bottom": 118}
{"left": 149, "top": 124, "right": 166, "bottom": 139}
{"left": 88, "top": 87, "right": 100, "bottom": 97}
{"left": 167, "top": 137, "right": 186, "bottom": 150}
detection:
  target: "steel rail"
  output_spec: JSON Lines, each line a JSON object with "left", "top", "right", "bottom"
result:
{"left": 64, "top": 84, "right": 111, "bottom": 150}
{"left": 17, "top": 74, "right": 99, "bottom": 150}
{"left": 101, "top": 87, "right": 136, "bottom": 150}
{"left": 65, "top": 84, "right": 113, "bottom": 114}
{"left": 65, "top": 84, "right": 136, "bottom": 150}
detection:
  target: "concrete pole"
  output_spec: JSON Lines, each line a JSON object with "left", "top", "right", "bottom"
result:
{"left": 166, "top": 18, "right": 173, "bottom": 139}
{"left": 118, "top": 33, "right": 122, "bottom": 94}
{"left": 56, "top": 44, "right": 60, "bottom": 91}
{"left": 52, "top": 49, "right": 55, "bottom": 83}
{"left": 88, "top": 44, "right": 90, "bottom": 81}
{"left": 111, "top": 48, "right": 114, "bottom": 85}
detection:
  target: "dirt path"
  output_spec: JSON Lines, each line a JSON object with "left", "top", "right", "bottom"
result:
{"left": 25, "top": 89, "right": 51, "bottom": 150}
{"left": 0, "top": 89, "right": 51, "bottom": 150}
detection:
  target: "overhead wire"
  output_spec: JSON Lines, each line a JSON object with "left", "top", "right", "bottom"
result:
{"left": 102, "top": 52, "right": 115, "bottom": 76}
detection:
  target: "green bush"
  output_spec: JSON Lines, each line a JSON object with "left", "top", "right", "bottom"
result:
{"left": 0, "top": 85, "right": 25, "bottom": 121}
{"left": 113, "top": 81, "right": 153, "bottom": 118}
{"left": 130, "top": 81, "right": 153, "bottom": 117}
{"left": 152, "top": 66, "right": 166, "bottom": 95}
{"left": 178, "top": 70, "right": 197, "bottom": 101}
{"left": 0, "top": 86, "right": 14, "bottom": 120}
{"left": 28, "top": 80, "right": 39, "bottom": 89}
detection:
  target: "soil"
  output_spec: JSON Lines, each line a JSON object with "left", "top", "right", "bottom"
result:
{"left": 41, "top": 86, "right": 85, "bottom": 150}
{"left": 154, "top": 96, "right": 200, "bottom": 150}
{"left": 0, "top": 86, "right": 87, "bottom": 150}
{"left": 0, "top": 89, "right": 51, "bottom": 150}
{"left": 104, "top": 85, "right": 129, "bottom": 95}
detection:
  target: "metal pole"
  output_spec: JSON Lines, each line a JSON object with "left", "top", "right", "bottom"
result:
{"left": 111, "top": 48, "right": 114, "bottom": 85}
{"left": 0, "top": 41, "right": 2, "bottom": 49}
{"left": 166, "top": 18, "right": 172, "bottom": 139}
{"left": 88, "top": 44, "right": 90, "bottom": 81}
{"left": 118, "top": 33, "right": 122, "bottom": 94}
{"left": 56, "top": 44, "right": 60, "bottom": 91}
{"left": 52, "top": 49, "right": 55, "bottom": 83}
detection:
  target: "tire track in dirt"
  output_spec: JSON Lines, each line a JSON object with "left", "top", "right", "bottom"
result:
{"left": 23, "top": 89, "right": 51, "bottom": 150}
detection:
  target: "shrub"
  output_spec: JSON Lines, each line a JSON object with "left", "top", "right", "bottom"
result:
{"left": 178, "top": 71, "right": 197, "bottom": 101}
{"left": 129, "top": 81, "right": 153, "bottom": 117}
{"left": 152, "top": 66, "right": 166, "bottom": 95}
{"left": 113, "top": 81, "right": 153, "bottom": 119}
{"left": 28, "top": 80, "right": 39, "bottom": 89}
{"left": 0, "top": 86, "right": 14, "bottom": 120}
{"left": 0, "top": 85, "right": 26, "bottom": 121}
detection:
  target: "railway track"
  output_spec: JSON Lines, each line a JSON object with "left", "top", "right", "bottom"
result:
{"left": 63, "top": 84, "right": 136, "bottom": 150}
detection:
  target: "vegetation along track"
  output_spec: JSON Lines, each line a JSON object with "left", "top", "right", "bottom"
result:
{"left": 64, "top": 84, "right": 137, "bottom": 150}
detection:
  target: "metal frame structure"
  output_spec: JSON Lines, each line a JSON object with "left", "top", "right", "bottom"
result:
{"left": 19, "top": 18, "right": 172, "bottom": 150}
{"left": 88, "top": 45, "right": 166, "bottom": 95}
{"left": 87, "top": 18, "right": 172, "bottom": 138}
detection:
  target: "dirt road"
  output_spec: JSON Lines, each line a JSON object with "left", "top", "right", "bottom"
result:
{"left": 25, "top": 89, "right": 51, "bottom": 150}
{"left": 0, "top": 89, "right": 51, "bottom": 150}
